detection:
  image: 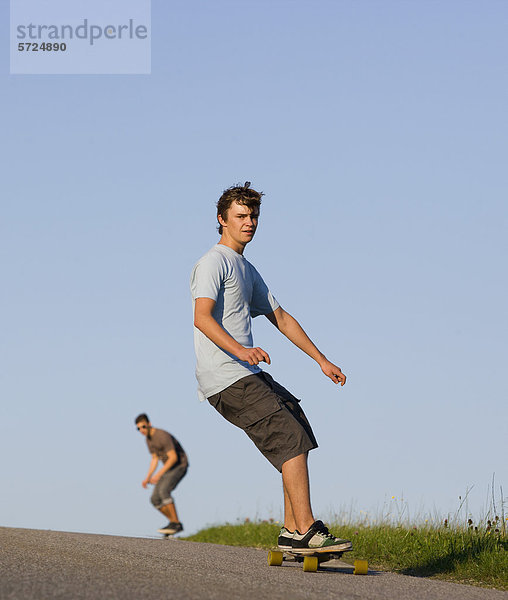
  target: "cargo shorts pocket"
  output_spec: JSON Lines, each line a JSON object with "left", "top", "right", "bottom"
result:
{"left": 236, "top": 395, "right": 282, "bottom": 429}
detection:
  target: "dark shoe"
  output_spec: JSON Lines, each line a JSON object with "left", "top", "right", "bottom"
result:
{"left": 158, "top": 522, "right": 175, "bottom": 534}
{"left": 277, "top": 526, "right": 294, "bottom": 550}
{"left": 171, "top": 522, "right": 183, "bottom": 534}
{"left": 157, "top": 521, "right": 176, "bottom": 535}
{"left": 158, "top": 521, "right": 182, "bottom": 534}
{"left": 292, "top": 520, "right": 352, "bottom": 554}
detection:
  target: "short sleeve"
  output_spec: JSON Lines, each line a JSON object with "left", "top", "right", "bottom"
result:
{"left": 250, "top": 267, "right": 279, "bottom": 317}
{"left": 190, "top": 253, "right": 226, "bottom": 302}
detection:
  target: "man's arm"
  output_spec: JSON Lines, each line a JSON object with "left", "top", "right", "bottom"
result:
{"left": 149, "top": 449, "right": 178, "bottom": 484}
{"left": 142, "top": 454, "right": 159, "bottom": 488}
{"left": 194, "top": 297, "right": 271, "bottom": 366}
{"left": 265, "top": 306, "right": 346, "bottom": 385}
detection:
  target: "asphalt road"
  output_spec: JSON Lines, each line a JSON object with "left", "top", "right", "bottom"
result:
{"left": 0, "top": 527, "right": 506, "bottom": 600}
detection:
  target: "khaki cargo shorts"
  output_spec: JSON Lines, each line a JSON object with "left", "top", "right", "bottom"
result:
{"left": 207, "top": 371, "right": 318, "bottom": 472}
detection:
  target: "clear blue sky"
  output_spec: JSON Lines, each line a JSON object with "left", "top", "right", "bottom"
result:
{"left": 1, "top": 0, "right": 507, "bottom": 538}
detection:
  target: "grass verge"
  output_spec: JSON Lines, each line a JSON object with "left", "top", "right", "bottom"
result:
{"left": 184, "top": 520, "right": 508, "bottom": 590}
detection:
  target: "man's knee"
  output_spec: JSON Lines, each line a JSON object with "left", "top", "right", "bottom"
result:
{"left": 151, "top": 491, "right": 174, "bottom": 508}
{"left": 150, "top": 491, "right": 161, "bottom": 508}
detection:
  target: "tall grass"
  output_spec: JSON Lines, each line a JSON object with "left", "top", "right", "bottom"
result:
{"left": 335, "top": 522, "right": 507, "bottom": 589}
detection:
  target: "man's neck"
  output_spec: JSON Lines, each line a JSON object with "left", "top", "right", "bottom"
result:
{"left": 218, "top": 237, "right": 246, "bottom": 255}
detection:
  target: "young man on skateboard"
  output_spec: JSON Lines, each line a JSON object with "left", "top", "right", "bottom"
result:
{"left": 135, "top": 413, "right": 188, "bottom": 535}
{"left": 190, "top": 182, "right": 352, "bottom": 553}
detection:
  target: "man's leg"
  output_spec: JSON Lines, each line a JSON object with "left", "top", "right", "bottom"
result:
{"left": 159, "top": 501, "right": 180, "bottom": 524}
{"left": 155, "top": 498, "right": 183, "bottom": 534}
{"left": 281, "top": 452, "right": 314, "bottom": 534}
{"left": 282, "top": 452, "right": 353, "bottom": 552}
{"left": 154, "top": 466, "right": 187, "bottom": 532}
{"left": 282, "top": 482, "right": 296, "bottom": 532}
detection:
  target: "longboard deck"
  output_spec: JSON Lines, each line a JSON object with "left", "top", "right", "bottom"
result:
{"left": 285, "top": 546, "right": 352, "bottom": 559}
{"left": 267, "top": 549, "right": 368, "bottom": 574}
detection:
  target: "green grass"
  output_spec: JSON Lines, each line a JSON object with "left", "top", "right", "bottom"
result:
{"left": 184, "top": 519, "right": 508, "bottom": 590}
{"left": 184, "top": 519, "right": 280, "bottom": 548}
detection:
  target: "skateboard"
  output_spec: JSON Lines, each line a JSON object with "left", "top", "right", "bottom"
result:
{"left": 267, "top": 548, "right": 368, "bottom": 574}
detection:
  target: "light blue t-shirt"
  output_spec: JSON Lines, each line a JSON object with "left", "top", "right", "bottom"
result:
{"left": 190, "top": 244, "right": 280, "bottom": 401}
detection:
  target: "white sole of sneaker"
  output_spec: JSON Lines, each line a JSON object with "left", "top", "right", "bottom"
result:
{"left": 290, "top": 543, "right": 352, "bottom": 555}
{"left": 158, "top": 530, "right": 177, "bottom": 534}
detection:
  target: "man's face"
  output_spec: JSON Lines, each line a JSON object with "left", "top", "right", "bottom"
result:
{"left": 136, "top": 421, "right": 149, "bottom": 437}
{"left": 219, "top": 201, "right": 259, "bottom": 246}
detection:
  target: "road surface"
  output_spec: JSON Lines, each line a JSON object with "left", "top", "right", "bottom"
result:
{"left": 0, "top": 527, "right": 506, "bottom": 600}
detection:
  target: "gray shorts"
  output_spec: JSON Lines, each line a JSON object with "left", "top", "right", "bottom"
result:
{"left": 208, "top": 372, "right": 318, "bottom": 472}
{"left": 150, "top": 463, "right": 188, "bottom": 509}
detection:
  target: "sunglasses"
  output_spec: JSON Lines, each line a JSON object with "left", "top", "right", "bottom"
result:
{"left": 137, "top": 424, "right": 148, "bottom": 431}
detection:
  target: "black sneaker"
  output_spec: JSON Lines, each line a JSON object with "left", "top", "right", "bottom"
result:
{"left": 171, "top": 522, "right": 183, "bottom": 534}
{"left": 158, "top": 522, "right": 183, "bottom": 534}
{"left": 277, "top": 526, "right": 294, "bottom": 550}
{"left": 292, "top": 520, "right": 352, "bottom": 554}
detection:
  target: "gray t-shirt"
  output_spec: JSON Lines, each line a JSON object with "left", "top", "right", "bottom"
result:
{"left": 190, "top": 244, "right": 280, "bottom": 400}
{"left": 146, "top": 429, "right": 188, "bottom": 468}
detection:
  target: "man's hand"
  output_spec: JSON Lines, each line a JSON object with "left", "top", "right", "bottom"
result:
{"left": 150, "top": 473, "right": 161, "bottom": 485}
{"left": 237, "top": 346, "right": 271, "bottom": 366}
{"left": 141, "top": 478, "right": 150, "bottom": 489}
{"left": 320, "top": 359, "right": 347, "bottom": 386}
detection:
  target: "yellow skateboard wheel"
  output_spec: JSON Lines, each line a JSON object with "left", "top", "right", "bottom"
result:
{"left": 302, "top": 556, "right": 319, "bottom": 572}
{"left": 353, "top": 559, "right": 368, "bottom": 575}
{"left": 267, "top": 550, "right": 283, "bottom": 566}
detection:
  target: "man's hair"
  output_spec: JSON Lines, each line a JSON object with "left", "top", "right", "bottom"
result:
{"left": 135, "top": 413, "right": 149, "bottom": 424}
{"left": 216, "top": 181, "right": 263, "bottom": 234}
